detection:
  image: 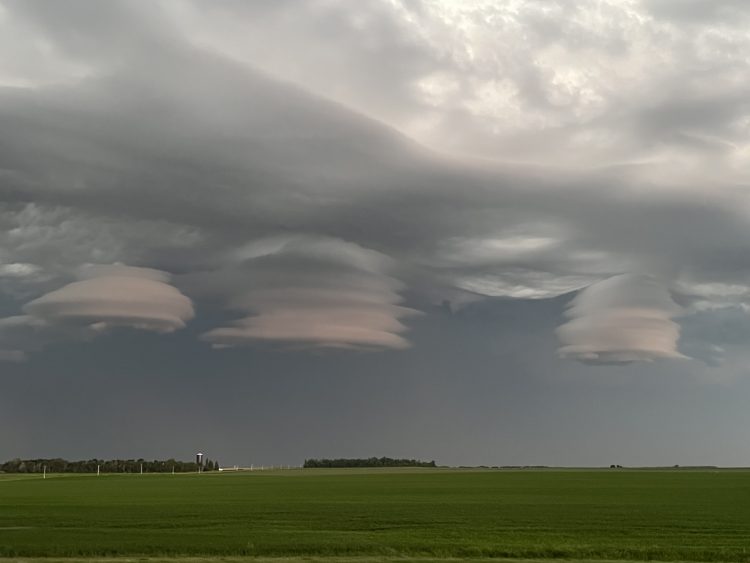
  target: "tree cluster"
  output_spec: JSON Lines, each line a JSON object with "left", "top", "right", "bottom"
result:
{"left": 1, "top": 458, "right": 202, "bottom": 473}
{"left": 303, "top": 457, "right": 436, "bottom": 468}
{"left": 201, "top": 459, "right": 220, "bottom": 471}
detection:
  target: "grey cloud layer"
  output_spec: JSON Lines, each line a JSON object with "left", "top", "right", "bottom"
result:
{"left": 174, "top": 0, "right": 750, "bottom": 170}
{"left": 0, "top": 0, "right": 749, "bottom": 365}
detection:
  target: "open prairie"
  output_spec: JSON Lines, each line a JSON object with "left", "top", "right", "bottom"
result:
{"left": 1, "top": 468, "right": 750, "bottom": 561}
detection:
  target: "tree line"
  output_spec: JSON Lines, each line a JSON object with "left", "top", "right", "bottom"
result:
{"left": 0, "top": 458, "right": 220, "bottom": 473}
{"left": 303, "top": 457, "right": 436, "bottom": 468}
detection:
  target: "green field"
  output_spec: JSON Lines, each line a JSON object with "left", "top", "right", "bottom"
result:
{"left": 1, "top": 468, "right": 750, "bottom": 561}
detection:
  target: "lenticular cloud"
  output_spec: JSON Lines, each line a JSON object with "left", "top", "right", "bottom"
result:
{"left": 201, "top": 237, "right": 419, "bottom": 350}
{"left": 556, "top": 274, "right": 685, "bottom": 364}
{"left": 23, "top": 264, "right": 194, "bottom": 333}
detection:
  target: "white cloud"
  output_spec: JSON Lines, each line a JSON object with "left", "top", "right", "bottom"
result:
{"left": 23, "top": 264, "right": 194, "bottom": 333}
{"left": 201, "top": 236, "right": 419, "bottom": 350}
{"left": 0, "top": 262, "right": 41, "bottom": 277}
{"left": 557, "top": 274, "right": 686, "bottom": 364}
{"left": 0, "top": 264, "right": 194, "bottom": 360}
{"left": 455, "top": 271, "right": 597, "bottom": 300}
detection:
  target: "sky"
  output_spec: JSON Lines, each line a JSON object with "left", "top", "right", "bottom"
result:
{"left": 1, "top": 0, "right": 750, "bottom": 467}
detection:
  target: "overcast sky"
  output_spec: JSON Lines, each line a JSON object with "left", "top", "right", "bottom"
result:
{"left": 2, "top": 0, "right": 750, "bottom": 467}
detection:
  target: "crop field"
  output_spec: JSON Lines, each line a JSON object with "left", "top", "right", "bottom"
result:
{"left": 1, "top": 468, "right": 750, "bottom": 562}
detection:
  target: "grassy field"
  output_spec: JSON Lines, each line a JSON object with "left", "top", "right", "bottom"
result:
{"left": 1, "top": 468, "right": 750, "bottom": 561}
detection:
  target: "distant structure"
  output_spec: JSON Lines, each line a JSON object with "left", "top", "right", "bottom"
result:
{"left": 196, "top": 452, "right": 204, "bottom": 472}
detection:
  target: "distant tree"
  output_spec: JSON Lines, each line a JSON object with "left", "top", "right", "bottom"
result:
{"left": 0, "top": 458, "right": 207, "bottom": 474}
{"left": 303, "top": 457, "right": 437, "bottom": 469}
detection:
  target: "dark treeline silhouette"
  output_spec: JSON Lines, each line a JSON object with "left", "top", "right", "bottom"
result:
{"left": 303, "top": 457, "right": 436, "bottom": 468}
{"left": 1, "top": 458, "right": 220, "bottom": 473}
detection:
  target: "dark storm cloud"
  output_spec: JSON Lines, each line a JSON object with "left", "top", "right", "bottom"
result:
{"left": 0, "top": 0, "right": 749, "bottom": 366}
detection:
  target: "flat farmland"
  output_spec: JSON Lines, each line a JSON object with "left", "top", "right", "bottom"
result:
{"left": 1, "top": 468, "right": 749, "bottom": 561}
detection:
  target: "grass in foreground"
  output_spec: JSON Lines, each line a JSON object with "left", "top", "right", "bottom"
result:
{"left": 0, "top": 558, "right": 520, "bottom": 563}
{"left": 1, "top": 468, "right": 750, "bottom": 561}
{"left": 0, "top": 558, "right": 706, "bottom": 563}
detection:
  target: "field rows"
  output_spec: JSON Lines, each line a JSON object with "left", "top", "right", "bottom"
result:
{"left": 1, "top": 469, "right": 749, "bottom": 561}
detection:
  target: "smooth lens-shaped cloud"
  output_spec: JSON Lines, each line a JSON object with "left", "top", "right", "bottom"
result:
{"left": 201, "top": 237, "right": 418, "bottom": 350}
{"left": 557, "top": 274, "right": 685, "bottom": 364}
{"left": 23, "top": 265, "right": 193, "bottom": 333}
